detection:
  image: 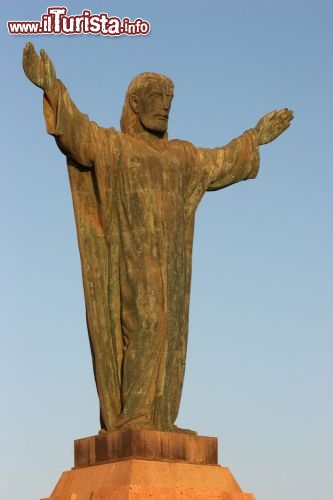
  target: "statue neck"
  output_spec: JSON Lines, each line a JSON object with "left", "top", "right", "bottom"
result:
{"left": 135, "top": 129, "right": 168, "bottom": 150}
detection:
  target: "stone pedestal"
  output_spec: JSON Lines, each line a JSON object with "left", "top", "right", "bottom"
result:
{"left": 41, "top": 430, "right": 255, "bottom": 500}
{"left": 74, "top": 428, "right": 218, "bottom": 466}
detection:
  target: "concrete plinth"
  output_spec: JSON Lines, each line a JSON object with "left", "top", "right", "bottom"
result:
{"left": 74, "top": 428, "right": 218, "bottom": 467}
{"left": 41, "top": 430, "right": 256, "bottom": 500}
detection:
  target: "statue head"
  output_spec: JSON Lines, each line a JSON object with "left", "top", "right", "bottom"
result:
{"left": 120, "top": 72, "right": 174, "bottom": 138}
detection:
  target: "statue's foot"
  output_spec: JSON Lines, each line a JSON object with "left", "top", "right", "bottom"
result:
{"left": 99, "top": 424, "right": 154, "bottom": 435}
{"left": 99, "top": 423, "right": 197, "bottom": 436}
{"left": 172, "top": 425, "right": 197, "bottom": 435}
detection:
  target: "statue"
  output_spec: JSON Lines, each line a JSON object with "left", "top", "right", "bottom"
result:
{"left": 23, "top": 43, "right": 293, "bottom": 433}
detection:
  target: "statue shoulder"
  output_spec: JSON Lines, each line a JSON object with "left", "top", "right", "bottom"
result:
{"left": 169, "top": 138, "right": 197, "bottom": 158}
{"left": 170, "top": 138, "right": 195, "bottom": 149}
{"left": 91, "top": 124, "right": 120, "bottom": 143}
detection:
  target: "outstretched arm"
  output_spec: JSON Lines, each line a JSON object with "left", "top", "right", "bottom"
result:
{"left": 22, "top": 43, "right": 98, "bottom": 168}
{"left": 196, "top": 128, "right": 260, "bottom": 191}
{"left": 195, "top": 108, "right": 293, "bottom": 191}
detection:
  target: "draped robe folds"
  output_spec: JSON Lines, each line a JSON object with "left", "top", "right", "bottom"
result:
{"left": 43, "top": 80, "right": 260, "bottom": 432}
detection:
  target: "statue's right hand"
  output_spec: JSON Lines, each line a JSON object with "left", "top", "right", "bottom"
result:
{"left": 22, "top": 42, "right": 56, "bottom": 91}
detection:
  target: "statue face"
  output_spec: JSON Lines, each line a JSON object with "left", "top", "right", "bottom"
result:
{"left": 130, "top": 81, "right": 174, "bottom": 134}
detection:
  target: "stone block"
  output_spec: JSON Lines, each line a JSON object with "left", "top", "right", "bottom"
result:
{"left": 74, "top": 428, "right": 218, "bottom": 467}
{"left": 42, "top": 459, "right": 255, "bottom": 500}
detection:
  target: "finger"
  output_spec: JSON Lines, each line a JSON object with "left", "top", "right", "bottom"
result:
{"left": 266, "top": 110, "right": 277, "bottom": 122}
{"left": 24, "top": 41, "right": 33, "bottom": 53}
{"left": 281, "top": 110, "right": 293, "bottom": 124}
{"left": 40, "top": 49, "right": 54, "bottom": 71}
{"left": 275, "top": 111, "right": 291, "bottom": 127}
{"left": 27, "top": 42, "right": 38, "bottom": 57}
{"left": 40, "top": 49, "right": 48, "bottom": 62}
{"left": 279, "top": 118, "right": 292, "bottom": 133}
{"left": 23, "top": 44, "right": 39, "bottom": 69}
{"left": 23, "top": 42, "right": 32, "bottom": 60}
{"left": 279, "top": 108, "right": 293, "bottom": 120}
{"left": 23, "top": 43, "right": 38, "bottom": 74}
{"left": 40, "top": 49, "right": 55, "bottom": 73}
{"left": 284, "top": 108, "right": 294, "bottom": 115}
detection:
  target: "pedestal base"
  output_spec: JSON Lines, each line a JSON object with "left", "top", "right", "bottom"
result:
{"left": 42, "top": 459, "right": 255, "bottom": 500}
{"left": 42, "top": 431, "right": 255, "bottom": 500}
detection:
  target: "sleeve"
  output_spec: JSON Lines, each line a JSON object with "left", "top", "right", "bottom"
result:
{"left": 43, "top": 80, "right": 101, "bottom": 168}
{"left": 196, "top": 129, "right": 260, "bottom": 191}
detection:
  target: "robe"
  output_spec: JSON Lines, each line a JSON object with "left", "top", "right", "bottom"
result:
{"left": 43, "top": 80, "right": 260, "bottom": 431}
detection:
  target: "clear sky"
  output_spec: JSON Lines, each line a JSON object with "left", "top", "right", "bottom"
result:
{"left": 1, "top": 1, "right": 332, "bottom": 499}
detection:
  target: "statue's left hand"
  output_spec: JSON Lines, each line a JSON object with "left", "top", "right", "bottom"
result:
{"left": 22, "top": 42, "right": 56, "bottom": 91}
{"left": 255, "top": 108, "right": 293, "bottom": 145}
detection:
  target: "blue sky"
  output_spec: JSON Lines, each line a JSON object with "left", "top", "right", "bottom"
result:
{"left": 1, "top": 1, "right": 332, "bottom": 499}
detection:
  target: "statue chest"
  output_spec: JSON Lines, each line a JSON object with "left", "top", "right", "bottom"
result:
{"left": 118, "top": 144, "right": 184, "bottom": 196}
{"left": 113, "top": 143, "right": 186, "bottom": 230}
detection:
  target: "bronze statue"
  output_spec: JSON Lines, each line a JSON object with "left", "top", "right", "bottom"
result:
{"left": 23, "top": 42, "right": 293, "bottom": 433}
